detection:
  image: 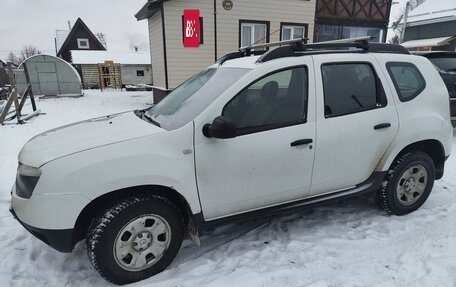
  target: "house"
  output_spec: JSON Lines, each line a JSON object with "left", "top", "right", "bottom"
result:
{"left": 70, "top": 50, "right": 152, "bottom": 89}
{"left": 55, "top": 18, "right": 107, "bottom": 62}
{"left": 0, "top": 60, "right": 6, "bottom": 68}
{"left": 135, "top": 0, "right": 317, "bottom": 90}
{"left": 135, "top": 0, "right": 393, "bottom": 90}
{"left": 314, "top": 0, "right": 392, "bottom": 43}
{"left": 401, "top": 0, "right": 456, "bottom": 51}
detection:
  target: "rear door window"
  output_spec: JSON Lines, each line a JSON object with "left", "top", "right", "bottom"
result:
{"left": 386, "top": 62, "right": 426, "bottom": 102}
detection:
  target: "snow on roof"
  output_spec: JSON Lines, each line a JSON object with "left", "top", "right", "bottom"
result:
{"left": 56, "top": 30, "right": 107, "bottom": 52}
{"left": 70, "top": 51, "right": 151, "bottom": 65}
{"left": 401, "top": 36, "right": 455, "bottom": 48}
{"left": 406, "top": 0, "right": 456, "bottom": 25}
{"left": 55, "top": 30, "right": 70, "bottom": 52}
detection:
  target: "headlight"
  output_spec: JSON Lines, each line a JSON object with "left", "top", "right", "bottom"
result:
{"left": 16, "top": 163, "right": 42, "bottom": 199}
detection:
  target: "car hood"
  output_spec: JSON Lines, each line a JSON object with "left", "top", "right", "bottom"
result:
{"left": 19, "top": 111, "right": 164, "bottom": 167}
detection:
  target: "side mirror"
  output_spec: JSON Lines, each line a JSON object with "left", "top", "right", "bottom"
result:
{"left": 203, "top": 116, "right": 236, "bottom": 139}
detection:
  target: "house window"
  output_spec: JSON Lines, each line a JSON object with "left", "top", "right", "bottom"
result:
{"left": 239, "top": 20, "right": 269, "bottom": 48}
{"left": 281, "top": 23, "right": 308, "bottom": 41}
{"left": 77, "top": 38, "right": 90, "bottom": 49}
{"left": 137, "top": 70, "right": 145, "bottom": 77}
{"left": 315, "top": 24, "right": 381, "bottom": 43}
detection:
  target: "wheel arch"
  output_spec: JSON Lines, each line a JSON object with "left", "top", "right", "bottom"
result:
{"left": 72, "top": 185, "right": 197, "bottom": 247}
{"left": 380, "top": 139, "right": 446, "bottom": 180}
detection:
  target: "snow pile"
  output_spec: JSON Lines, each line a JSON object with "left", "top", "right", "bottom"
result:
{"left": 1, "top": 90, "right": 456, "bottom": 286}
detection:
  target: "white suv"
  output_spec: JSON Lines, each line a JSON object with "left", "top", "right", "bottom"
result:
{"left": 10, "top": 39, "right": 453, "bottom": 284}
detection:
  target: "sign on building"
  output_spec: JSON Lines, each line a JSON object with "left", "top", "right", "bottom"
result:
{"left": 183, "top": 10, "right": 200, "bottom": 47}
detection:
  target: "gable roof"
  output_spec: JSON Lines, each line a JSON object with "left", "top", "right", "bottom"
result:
{"left": 0, "top": 60, "right": 6, "bottom": 67}
{"left": 135, "top": 0, "right": 168, "bottom": 20}
{"left": 56, "top": 18, "right": 106, "bottom": 56}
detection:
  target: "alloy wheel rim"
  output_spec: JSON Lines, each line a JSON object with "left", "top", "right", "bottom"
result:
{"left": 396, "top": 164, "right": 428, "bottom": 206}
{"left": 113, "top": 214, "right": 171, "bottom": 272}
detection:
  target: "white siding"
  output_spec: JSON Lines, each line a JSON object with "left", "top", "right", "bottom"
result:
{"left": 164, "top": 0, "right": 215, "bottom": 88}
{"left": 120, "top": 64, "right": 152, "bottom": 85}
{"left": 148, "top": 12, "right": 166, "bottom": 87}
{"left": 154, "top": 0, "right": 316, "bottom": 88}
{"left": 217, "top": 0, "right": 316, "bottom": 57}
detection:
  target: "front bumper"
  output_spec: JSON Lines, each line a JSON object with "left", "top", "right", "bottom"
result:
{"left": 10, "top": 206, "right": 74, "bottom": 253}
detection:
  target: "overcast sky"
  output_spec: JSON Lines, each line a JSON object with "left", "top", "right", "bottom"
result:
{"left": 0, "top": 0, "right": 407, "bottom": 61}
{"left": 0, "top": 0, "right": 149, "bottom": 59}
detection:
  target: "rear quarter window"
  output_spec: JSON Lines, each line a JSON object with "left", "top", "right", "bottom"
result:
{"left": 386, "top": 62, "right": 426, "bottom": 102}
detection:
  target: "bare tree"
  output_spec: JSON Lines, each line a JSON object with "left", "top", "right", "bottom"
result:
{"left": 6, "top": 44, "right": 41, "bottom": 66}
{"left": 6, "top": 51, "right": 19, "bottom": 65}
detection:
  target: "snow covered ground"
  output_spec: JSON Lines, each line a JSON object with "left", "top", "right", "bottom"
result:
{"left": 1, "top": 90, "right": 456, "bottom": 287}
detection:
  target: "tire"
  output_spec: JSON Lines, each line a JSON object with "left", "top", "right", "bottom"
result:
{"left": 87, "top": 195, "right": 184, "bottom": 285}
{"left": 376, "top": 151, "right": 435, "bottom": 216}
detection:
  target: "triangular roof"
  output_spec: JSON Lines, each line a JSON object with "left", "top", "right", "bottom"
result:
{"left": 56, "top": 18, "right": 106, "bottom": 56}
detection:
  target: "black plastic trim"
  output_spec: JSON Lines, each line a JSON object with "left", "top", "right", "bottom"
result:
{"left": 193, "top": 171, "right": 386, "bottom": 231}
{"left": 10, "top": 207, "right": 74, "bottom": 253}
{"left": 161, "top": 5, "right": 169, "bottom": 89}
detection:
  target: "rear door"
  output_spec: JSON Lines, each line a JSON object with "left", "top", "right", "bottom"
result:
{"left": 310, "top": 54, "right": 399, "bottom": 195}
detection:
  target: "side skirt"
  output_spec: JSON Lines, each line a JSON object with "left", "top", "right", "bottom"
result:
{"left": 192, "top": 171, "right": 386, "bottom": 233}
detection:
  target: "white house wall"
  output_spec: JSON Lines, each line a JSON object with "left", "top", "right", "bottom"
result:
{"left": 164, "top": 0, "right": 215, "bottom": 89}
{"left": 216, "top": 0, "right": 316, "bottom": 57}
{"left": 120, "top": 64, "right": 153, "bottom": 85}
{"left": 161, "top": 0, "right": 316, "bottom": 89}
{"left": 148, "top": 11, "right": 166, "bottom": 87}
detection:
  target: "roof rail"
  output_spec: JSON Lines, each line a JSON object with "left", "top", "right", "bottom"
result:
{"left": 217, "top": 37, "right": 409, "bottom": 65}
{"left": 217, "top": 38, "right": 308, "bottom": 65}
{"left": 239, "top": 38, "right": 308, "bottom": 53}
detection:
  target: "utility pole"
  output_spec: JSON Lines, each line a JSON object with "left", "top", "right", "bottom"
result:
{"left": 400, "top": 1, "right": 411, "bottom": 43}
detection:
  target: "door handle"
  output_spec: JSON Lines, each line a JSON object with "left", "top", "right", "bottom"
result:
{"left": 374, "top": 123, "right": 392, "bottom": 130}
{"left": 291, "top": 139, "right": 313, "bottom": 147}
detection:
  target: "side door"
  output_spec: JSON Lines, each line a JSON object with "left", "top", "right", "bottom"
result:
{"left": 310, "top": 54, "right": 399, "bottom": 195}
{"left": 194, "top": 64, "right": 316, "bottom": 220}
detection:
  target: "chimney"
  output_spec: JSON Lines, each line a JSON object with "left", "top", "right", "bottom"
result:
{"left": 68, "top": 21, "right": 72, "bottom": 29}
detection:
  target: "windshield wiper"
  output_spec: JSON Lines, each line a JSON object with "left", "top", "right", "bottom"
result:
{"left": 134, "top": 109, "right": 161, "bottom": 127}
{"left": 142, "top": 113, "right": 161, "bottom": 127}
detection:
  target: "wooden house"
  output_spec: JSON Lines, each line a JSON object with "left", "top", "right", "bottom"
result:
{"left": 56, "top": 18, "right": 107, "bottom": 63}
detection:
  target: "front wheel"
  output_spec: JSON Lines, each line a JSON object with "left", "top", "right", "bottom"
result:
{"left": 87, "top": 195, "right": 184, "bottom": 285}
{"left": 376, "top": 151, "right": 435, "bottom": 216}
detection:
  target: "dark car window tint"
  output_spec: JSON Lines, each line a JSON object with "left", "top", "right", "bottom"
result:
{"left": 322, "top": 63, "right": 384, "bottom": 118}
{"left": 386, "top": 62, "right": 426, "bottom": 102}
{"left": 223, "top": 67, "right": 308, "bottom": 135}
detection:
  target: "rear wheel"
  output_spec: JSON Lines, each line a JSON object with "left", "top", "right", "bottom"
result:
{"left": 376, "top": 151, "right": 435, "bottom": 215}
{"left": 87, "top": 195, "right": 184, "bottom": 285}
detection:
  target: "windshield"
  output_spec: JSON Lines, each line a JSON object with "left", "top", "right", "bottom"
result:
{"left": 145, "top": 67, "right": 250, "bottom": 130}
{"left": 429, "top": 57, "right": 456, "bottom": 72}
